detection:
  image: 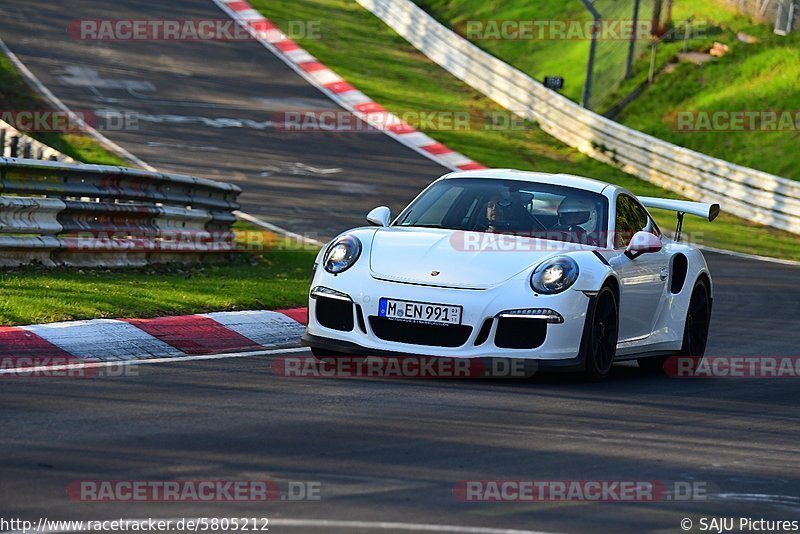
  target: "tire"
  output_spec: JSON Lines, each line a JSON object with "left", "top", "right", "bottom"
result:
{"left": 581, "top": 286, "right": 619, "bottom": 381}
{"left": 637, "top": 277, "right": 711, "bottom": 373}
{"left": 680, "top": 278, "right": 711, "bottom": 358}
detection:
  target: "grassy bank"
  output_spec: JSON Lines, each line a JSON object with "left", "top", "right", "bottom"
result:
{"left": 1, "top": 52, "right": 318, "bottom": 326}
{"left": 252, "top": 0, "right": 799, "bottom": 260}
{"left": 616, "top": 20, "right": 800, "bottom": 180}
{"left": 0, "top": 54, "right": 127, "bottom": 165}
{"left": 414, "top": 0, "right": 645, "bottom": 109}
{"left": 412, "top": 0, "right": 800, "bottom": 180}
{"left": 0, "top": 232, "right": 318, "bottom": 326}
{"left": 1, "top": 49, "right": 318, "bottom": 326}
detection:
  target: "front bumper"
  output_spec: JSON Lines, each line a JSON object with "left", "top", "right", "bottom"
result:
{"left": 304, "top": 269, "right": 593, "bottom": 364}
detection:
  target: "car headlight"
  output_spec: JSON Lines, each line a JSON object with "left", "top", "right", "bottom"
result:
{"left": 323, "top": 235, "right": 362, "bottom": 274}
{"left": 531, "top": 256, "right": 579, "bottom": 294}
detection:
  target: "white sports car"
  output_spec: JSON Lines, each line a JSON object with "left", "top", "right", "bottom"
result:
{"left": 302, "top": 169, "right": 719, "bottom": 380}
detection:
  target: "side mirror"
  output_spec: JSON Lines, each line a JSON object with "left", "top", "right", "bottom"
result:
{"left": 367, "top": 206, "right": 391, "bottom": 227}
{"left": 626, "top": 231, "right": 663, "bottom": 257}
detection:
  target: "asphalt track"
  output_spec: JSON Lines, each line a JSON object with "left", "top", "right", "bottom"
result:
{"left": 1, "top": 1, "right": 799, "bottom": 533}
{"left": 0, "top": 0, "right": 446, "bottom": 238}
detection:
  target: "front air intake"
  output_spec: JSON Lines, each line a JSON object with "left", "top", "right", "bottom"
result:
{"left": 494, "top": 317, "right": 547, "bottom": 349}
{"left": 369, "top": 317, "right": 472, "bottom": 347}
{"left": 316, "top": 297, "right": 355, "bottom": 332}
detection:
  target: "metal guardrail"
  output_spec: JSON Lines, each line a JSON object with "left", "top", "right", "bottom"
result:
{"left": 0, "top": 157, "right": 242, "bottom": 267}
{"left": 0, "top": 121, "right": 73, "bottom": 162}
{"left": 358, "top": 0, "right": 800, "bottom": 235}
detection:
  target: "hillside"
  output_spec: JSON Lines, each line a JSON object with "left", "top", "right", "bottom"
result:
{"left": 416, "top": 0, "right": 800, "bottom": 180}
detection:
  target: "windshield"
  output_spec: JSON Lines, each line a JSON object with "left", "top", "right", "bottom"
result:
{"left": 395, "top": 178, "right": 609, "bottom": 246}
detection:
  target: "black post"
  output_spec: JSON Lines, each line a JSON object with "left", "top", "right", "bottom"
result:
{"left": 626, "top": 0, "right": 641, "bottom": 79}
{"left": 580, "top": 0, "right": 602, "bottom": 109}
{"left": 675, "top": 212, "right": 685, "bottom": 242}
{"left": 9, "top": 136, "right": 19, "bottom": 158}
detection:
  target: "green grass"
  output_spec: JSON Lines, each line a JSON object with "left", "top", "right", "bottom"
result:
{"left": 0, "top": 55, "right": 127, "bottom": 165}
{"left": 413, "top": 0, "right": 724, "bottom": 111}
{"left": 0, "top": 0, "right": 795, "bottom": 327}
{"left": 0, "top": 49, "right": 318, "bottom": 326}
{"left": 251, "top": 0, "right": 799, "bottom": 260}
{"left": 411, "top": 0, "right": 800, "bottom": 180}
{"left": 616, "top": 25, "right": 800, "bottom": 180}
{"left": 0, "top": 230, "right": 319, "bottom": 326}
{"left": 415, "top": 0, "right": 591, "bottom": 104}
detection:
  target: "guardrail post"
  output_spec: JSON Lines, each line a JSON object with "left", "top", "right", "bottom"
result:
{"left": 22, "top": 142, "right": 32, "bottom": 159}
{"left": 0, "top": 128, "right": 5, "bottom": 157}
{"left": 9, "top": 136, "right": 19, "bottom": 158}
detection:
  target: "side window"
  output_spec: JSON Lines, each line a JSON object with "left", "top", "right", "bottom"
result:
{"left": 615, "top": 195, "right": 654, "bottom": 248}
{"left": 412, "top": 186, "right": 463, "bottom": 227}
{"left": 644, "top": 215, "right": 662, "bottom": 237}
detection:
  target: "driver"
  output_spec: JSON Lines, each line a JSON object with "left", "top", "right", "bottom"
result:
{"left": 554, "top": 197, "right": 593, "bottom": 243}
{"left": 484, "top": 191, "right": 514, "bottom": 233}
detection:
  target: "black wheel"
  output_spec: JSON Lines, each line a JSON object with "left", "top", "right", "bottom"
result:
{"left": 581, "top": 286, "right": 619, "bottom": 381}
{"left": 680, "top": 278, "right": 711, "bottom": 357}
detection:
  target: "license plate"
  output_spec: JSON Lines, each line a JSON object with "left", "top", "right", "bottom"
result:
{"left": 378, "top": 298, "right": 462, "bottom": 325}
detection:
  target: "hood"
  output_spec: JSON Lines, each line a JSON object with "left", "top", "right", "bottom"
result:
{"left": 369, "top": 228, "right": 588, "bottom": 289}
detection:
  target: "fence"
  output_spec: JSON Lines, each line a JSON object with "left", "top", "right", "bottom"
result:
{"left": 0, "top": 157, "right": 242, "bottom": 267}
{"left": 774, "top": 0, "right": 799, "bottom": 33}
{"left": 357, "top": 0, "right": 800, "bottom": 235}
{"left": 585, "top": 0, "right": 658, "bottom": 111}
{"left": 722, "top": 0, "right": 798, "bottom": 33}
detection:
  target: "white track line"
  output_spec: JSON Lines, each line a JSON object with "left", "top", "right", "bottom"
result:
{"left": 235, "top": 210, "right": 324, "bottom": 246}
{"left": 0, "top": 347, "right": 309, "bottom": 376}
{"left": 210, "top": 0, "right": 472, "bottom": 173}
{"left": 3, "top": 18, "right": 794, "bottom": 265}
{"left": 0, "top": 36, "right": 154, "bottom": 170}
{"left": 695, "top": 244, "right": 800, "bottom": 267}
{"left": 0, "top": 36, "right": 312, "bottom": 245}
{"left": 210, "top": 0, "right": 800, "bottom": 267}
{"left": 1, "top": 517, "right": 561, "bottom": 534}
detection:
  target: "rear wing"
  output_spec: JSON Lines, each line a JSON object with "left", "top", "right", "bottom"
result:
{"left": 637, "top": 196, "right": 720, "bottom": 241}
{"left": 638, "top": 197, "right": 720, "bottom": 222}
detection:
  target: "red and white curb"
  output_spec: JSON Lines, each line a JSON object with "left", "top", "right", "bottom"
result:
{"left": 212, "top": 0, "right": 486, "bottom": 173}
{"left": 0, "top": 309, "right": 308, "bottom": 364}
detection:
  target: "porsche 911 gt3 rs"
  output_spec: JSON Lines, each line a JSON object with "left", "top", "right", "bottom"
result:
{"left": 302, "top": 169, "right": 719, "bottom": 380}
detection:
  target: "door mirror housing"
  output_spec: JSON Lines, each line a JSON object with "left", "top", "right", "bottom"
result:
{"left": 626, "top": 231, "right": 663, "bottom": 257}
{"left": 367, "top": 206, "right": 391, "bottom": 227}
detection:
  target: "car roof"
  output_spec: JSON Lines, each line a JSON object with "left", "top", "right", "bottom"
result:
{"left": 441, "top": 169, "right": 613, "bottom": 194}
